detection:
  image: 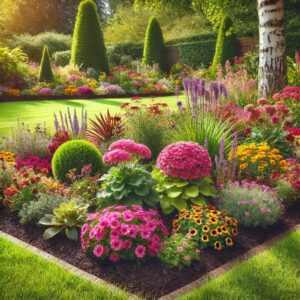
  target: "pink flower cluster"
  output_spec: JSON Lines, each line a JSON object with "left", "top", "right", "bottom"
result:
{"left": 15, "top": 155, "right": 51, "bottom": 173}
{"left": 109, "top": 139, "right": 152, "bottom": 160}
{"left": 49, "top": 130, "right": 69, "bottom": 155}
{"left": 76, "top": 86, "right": 94, "bottom": 96}
{"left": 81, "top": 205, "right": 168, "bottom": 262}
{"left": 157, "top": 142, "right": 212, "bottom": 180}
{"left": 38, "top": 88, "right": 53, "bottom": 96}
{"left": 103, "top": 149, "right": 132, "bottom": 165}
{"left": 273, "top": 86, "right": 300, "bottom": 102}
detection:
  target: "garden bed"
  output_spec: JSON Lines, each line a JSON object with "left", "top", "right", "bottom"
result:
{"left": 0, "top": 92, "right": 174, "bottom": 103}
{"left": 1, "top": 201, "right": 299, "bottom": 299}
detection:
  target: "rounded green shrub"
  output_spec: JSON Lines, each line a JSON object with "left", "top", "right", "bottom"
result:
{"left": 142, "top": 16, "right": 168, "bottom": 72}
{"left": 212, "top": 16, "right": 238, "bottom": 66}
{"left": 52, "top": 140, "right": 103, "bottom": 183}
{"left": 39, "top": 45, "right": 54, "bottom": 82}
{"left": 70, "top": 0, "right": 109, "bottom": 73}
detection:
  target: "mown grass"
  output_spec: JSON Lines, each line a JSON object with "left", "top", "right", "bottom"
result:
{"left": 0, "top": 237, "right": 134, "bottom": 300}
{"left": 0, "top": 96, "right": 178, "bottom": 136}
{"left": 179, "top": 230, "right": 300, "bottom": 300}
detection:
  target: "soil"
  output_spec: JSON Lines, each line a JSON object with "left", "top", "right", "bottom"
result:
{"left": 0, "top": 201, "right": 299, "bottom": 299}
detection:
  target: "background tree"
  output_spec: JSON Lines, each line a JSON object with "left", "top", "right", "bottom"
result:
{"left": 39, "top": 45, "right": 54, "bottom": 82}
{"left": 142, "top": 17, "right": 168, "bottom": 72}
{"left": 70, "top": 0, "right": 109, "bottom": 73}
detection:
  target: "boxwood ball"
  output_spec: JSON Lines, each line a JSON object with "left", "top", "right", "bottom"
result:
{"left": 52, "top": 140, "right": 103, "bottom": 182}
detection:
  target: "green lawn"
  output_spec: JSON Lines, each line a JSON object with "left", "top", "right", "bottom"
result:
{"left": 0, "top": 236, "right": 134, "bottom": 300}
{"left": 0, "top": 96, "right": 178, "bottom": 136}
{"left": 179, "top": 230, "right": 300, "bottom": 300}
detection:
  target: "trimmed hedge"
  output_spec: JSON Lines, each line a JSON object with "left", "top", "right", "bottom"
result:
{"left": 9, "top": 32, "right": 71, "bottom": 61}
{"left": 39, "top": 46, "right": 54, "bottom": 83}
{"left": 166, "top": 33, "right": 217, "bottom": 45}
{"left": 70, "top": 0, "right": 109, "bottom": 73}
{"left": 52, "top": 140, "right": 103, "bottom": 183}
{"left": 53, "top": 50, "right": 71, "bottom": 67}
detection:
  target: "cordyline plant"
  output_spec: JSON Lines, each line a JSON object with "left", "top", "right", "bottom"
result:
{"left": 54, "top": 107, "right": 87, "bottom": 139}
{"left": 85, "top": 110, "right": 124, "bottom": 147}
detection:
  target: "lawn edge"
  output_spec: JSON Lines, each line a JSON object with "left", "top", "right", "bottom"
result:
{"left": 0, "top": 231, "right": 139, "bottom": 300}
{"left": 159, "top": 223, "right": 300, "bottom": 300}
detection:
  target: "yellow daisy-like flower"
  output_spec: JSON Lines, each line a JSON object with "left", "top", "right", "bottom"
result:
{"left": 202, "top": 225, "right": 209, "bottom": 232}
{"left": 210, "top": 229, "right": 218, "bottom": 237}
{"left": 201, "top": 234, "right": 209, "bottom": 242}
{"left": 239, "top": 163, "right": 248, "bottom": 170}
{"left": 232, "top": 228, "right": 238, "bottom": 236}
{"left": 225, "top": 237, "right": 233, "bottom": 247}
{"left": 214, "top": 241, "right": 222, "bottom": 251}
{"left": 189, "top": 229, "right": 198, "bottom": 236}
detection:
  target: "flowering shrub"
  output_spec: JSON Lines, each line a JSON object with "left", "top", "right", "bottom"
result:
{"left": 49, "top": 130, "right": 69, "bottom": 155}
{"left": 229, "top": 143, "right": 289, "bottom": 182}
{"left": 15, "top": 155, "right": 51, "bottom": 174}
{"left": 76, "top": 85, "right": 94, "bottom": 96}
{"left": 0, "top": 161, "right": 15, "bottom": 207}
{"left": 218, "top": 181, "right": 283, "bottom": 227}
{"left": 173, "top": 205, "right": 238, "bottom": 251}
{"left": 156, "top": 142, "right": 212, "bottom": 181}
{"left": 97, "top": 164, "right": 158, "bottom": 208}
{"left": 158, "top": 233, "right": 200, "bottom": 270}
{"left": 38, "top": 87, "right": 53, "bottom": 96}
{"left": 81, "top": 205, "right": 168, "bottom": 262}
{"left": 109, "top": 139, "right": 152, "bottom": 160}
{"left": 0, "top": 150, "right": 15, "bottom": 166}
{"left": 152, "top": 167, "right": 216, "bottom": 214}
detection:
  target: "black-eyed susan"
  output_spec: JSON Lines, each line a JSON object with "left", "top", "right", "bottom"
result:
{"left": 201, "top": 234, "right": 209, "bottom": 242}
{"left": 189, "top": 229, "right": 198, "bottom": 236}
{"left": 217, "top": 227, "right": 222, "bottom": 234}
{"left": 225, "top": 237, "right": 233, "bottom": 247}
{"left": 209, "top": 217, "right": 218, "bottom": 224}
{"left": 184, "top": 214, "right": 191, "bottom": 219}
{"left": 221, "top": 226, "right": 228, "bottom": 233}
{"left": 232, "top": 228, "right": 238, "bottom": 236}
{"left": 210, "top": 229, "right": 218, "bottom": 237}
{"left": 202, "top": 225, "right": 209, "bottom": 232}
{"left": 214, "top": 241, "right": 222, "bottom": 251}
{"left": 195, "top": 219, "right": 202, "bottom": 225}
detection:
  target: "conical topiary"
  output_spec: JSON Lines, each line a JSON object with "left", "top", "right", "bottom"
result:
{"left": 212, "top": 16, "right": 238, "bottom": 66}
{"left": 70, "top": 0, "right": 109, "bottom": 74}
{"left": 39, "top": 45, "right": 54, "bottom": 82}
{"left": 142, "top": 17, "right": 168, "bottom": 72}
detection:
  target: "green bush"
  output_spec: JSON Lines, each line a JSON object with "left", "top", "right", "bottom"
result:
{"left": 19, "top": 193, "right": 67, "bottom": 225}
{"left": 70, "top": 0, "right": 109, "bottom": 73}
{"left": 142, "top": 17, "right": 168, "bottom": 72}
{"left": 52, "top": 140, "right": 103, "bottom": 183}
{"left": 9, "top": 32, "right": 71, "bottom": 61}
{"left": 108, "top": 42, "right": 143, "bottom": 60}
{"left": 166, "top": 33, "right": 217, "bottom": 45}
{"left": 53, "top": 50, "right": 71, "bottom": 67}
{"left": 212, "top": 16, "right": 238, "bottom": 66}
{"left": 39, "top": 46, "right": 54, "bottom": 83}
{"left": 286, "top": 33, "right": 300, "bottom": 56}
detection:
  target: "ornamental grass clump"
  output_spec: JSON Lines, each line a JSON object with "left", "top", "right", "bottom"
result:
{"left": 173, "top": 205, "right": 238, "bottom": 251}
{"left": 229, "top": 143, "right": 289, "bottom": 182}
{"left": 153, "top": 142, "right": 215, "bottom": 214}
{"left": 158, "top": 233, "right": 200, "bottom": 270}
{"left": 218, "top": 181, "right": 283, "bottom": 227}
{"left": 81, "top": 205, "right": 168, "bottom": 262}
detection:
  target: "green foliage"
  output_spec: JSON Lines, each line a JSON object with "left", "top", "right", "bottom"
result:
{"left": 172, "top": 114, "right": 233, "bottom": 161}
{"left": 287, "top": 56, "right": 300, "bottom": 86}
{"left": 241, "top": 46, "right": 259, "bottom": 80}
{"left": 39, "top": 46, "right": 54, "bottom": 83}
{"left": 125, "top": 109, "right": 173, "bottom": 160}
{"left": 39, "top": 201, "right": 88, "bottom": 241}
{"left": 70, "top": 0, "right": 109, "bottom": 73}
{"left": 275, "top": 179, "right": 299, "bottom": 207}
{"left": 246, "top": 127, "right": 293, "bottom": 159}
{"left": 158, "top": 233, "right": 200, "bottom": 270}
{"left": 175, "top": 40, "right": 216, "bottom": 67}
{"left": 97, "top": 164, "right": 158, "bottom": 209}
{"left": 18, "top": 193, "right": 67, "bottom": 225}
{"left": 52, "top": 50, "right": 71, "bottom": 67}
{"left": 166, "top": 33, "right": 217, "bottom": 45}
{"left": 0, "top": 47, "right": 28, "bottom": 84}
{"left": 9, "top": 32, "right": 71, "bottom": 61}
{"left": 142, "top": 17, "right": 168, "bottom": 72}
{"left": 152, "top": 168, "right": 215, "bottom": 214}
{"left": 71, "top": 177, "right": 99, "bottom": 205}
{"left": 218, "top": 183, "right": 283, "bottom": 227}
{"left": 52, "top": 140, "right": 103, "bottom": 183}
{"left": 0, "top": 165, "right": 15, "bottom": 206}
{"left": 212, "top": 16, "right": 238, "bottom": 66}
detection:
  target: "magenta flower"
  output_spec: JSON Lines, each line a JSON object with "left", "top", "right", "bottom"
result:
{"left": 157, "top": 142, "right": 212, "bottom": 180}
{"left": 103, "top": 149, "right": 132, "bottom": 165}
{"left": 135, "top": 245, "right": 146, "bottom": 258}
{"left": 76, "top": 85, "right": 94, "bottom": 96}
{"left": 93, "top": 245, "right": 104, "bottom": 257}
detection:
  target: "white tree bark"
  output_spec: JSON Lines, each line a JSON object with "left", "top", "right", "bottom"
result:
{"left": 258, "top": 0, "right": 287, "bottom": 97}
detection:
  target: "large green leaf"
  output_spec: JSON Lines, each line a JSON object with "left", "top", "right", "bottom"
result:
{"left": 191, "top": 197, "right": 207, "bottom": 206}
{"left": 66, "top": 228, "right": 78, "bottom": 241}
{"left": 127, "top": 175, "right": 144, "bottom": 186}
{"left": 174, "top": 181, "right": 189, "bottom": 187}
{"left": 160, "top": 199, "right": 175, "bottom": 214}
{"left": 38, "top": 215, "right": 53, "bottom": 225}
{"left": 110, "top": 182, "right": 125, "bottom": 192}
{"left": 134, "top": 185, "right": 149, "bottom": 196}
{"left": 185, "top": 186, "right": 199, "bottom": 198}
{"left": 43, "top": 227, "right": 63, "bottom": 240}
{"left": 167, "top": 188, "right": 182, "bottom": 198}
{"left": 173, "top": 198, "right": 187, "bottom": 210}
{"left": 199, "top": 186, "right": 216, "bottom": 197}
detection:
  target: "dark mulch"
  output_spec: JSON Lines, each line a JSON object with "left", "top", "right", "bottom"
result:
{"left": 0, "top": 201, "right": 299, "bottom": 299}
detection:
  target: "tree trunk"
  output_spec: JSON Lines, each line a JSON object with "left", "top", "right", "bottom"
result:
{"left": 258, "top": 0, "right": 287, "bottom": 98}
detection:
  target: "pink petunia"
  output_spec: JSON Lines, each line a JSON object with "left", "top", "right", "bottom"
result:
{"left": 135, "top": 245, "right": 146, "bottom": 258}
{"left": 93, "top": 244, "right": 104, "bottom": 257}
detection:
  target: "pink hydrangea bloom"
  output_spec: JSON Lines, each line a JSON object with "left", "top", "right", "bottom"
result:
{"left": 157, "top": 142, "right": 212, "bottom": 180}
{"left": 103, "top": 149, "right": 132, "bottom": 165}
{"left": 109, "top": 139, "right": 152, "bottom": 159}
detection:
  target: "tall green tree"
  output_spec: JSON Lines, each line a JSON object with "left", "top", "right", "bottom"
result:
{"left": 142, "top": 17, "right": 168, "bottom": 72}
{"left": 70, "top": 0, "right": 109, "bottom": 73}
{"left": 212, "top": 16, "right": 238, "bottom": 66}
{"left": 39, "top": 45, "right": 54, "bottom": 82}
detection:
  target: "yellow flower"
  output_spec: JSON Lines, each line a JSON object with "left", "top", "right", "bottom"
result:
{"left": 239, "top": 163, "right": 248, "bottom": 170}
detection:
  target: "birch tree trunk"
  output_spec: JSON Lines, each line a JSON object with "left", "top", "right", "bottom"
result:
{"left": 258, "top": 0, "right": 287, "bottom": 97}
